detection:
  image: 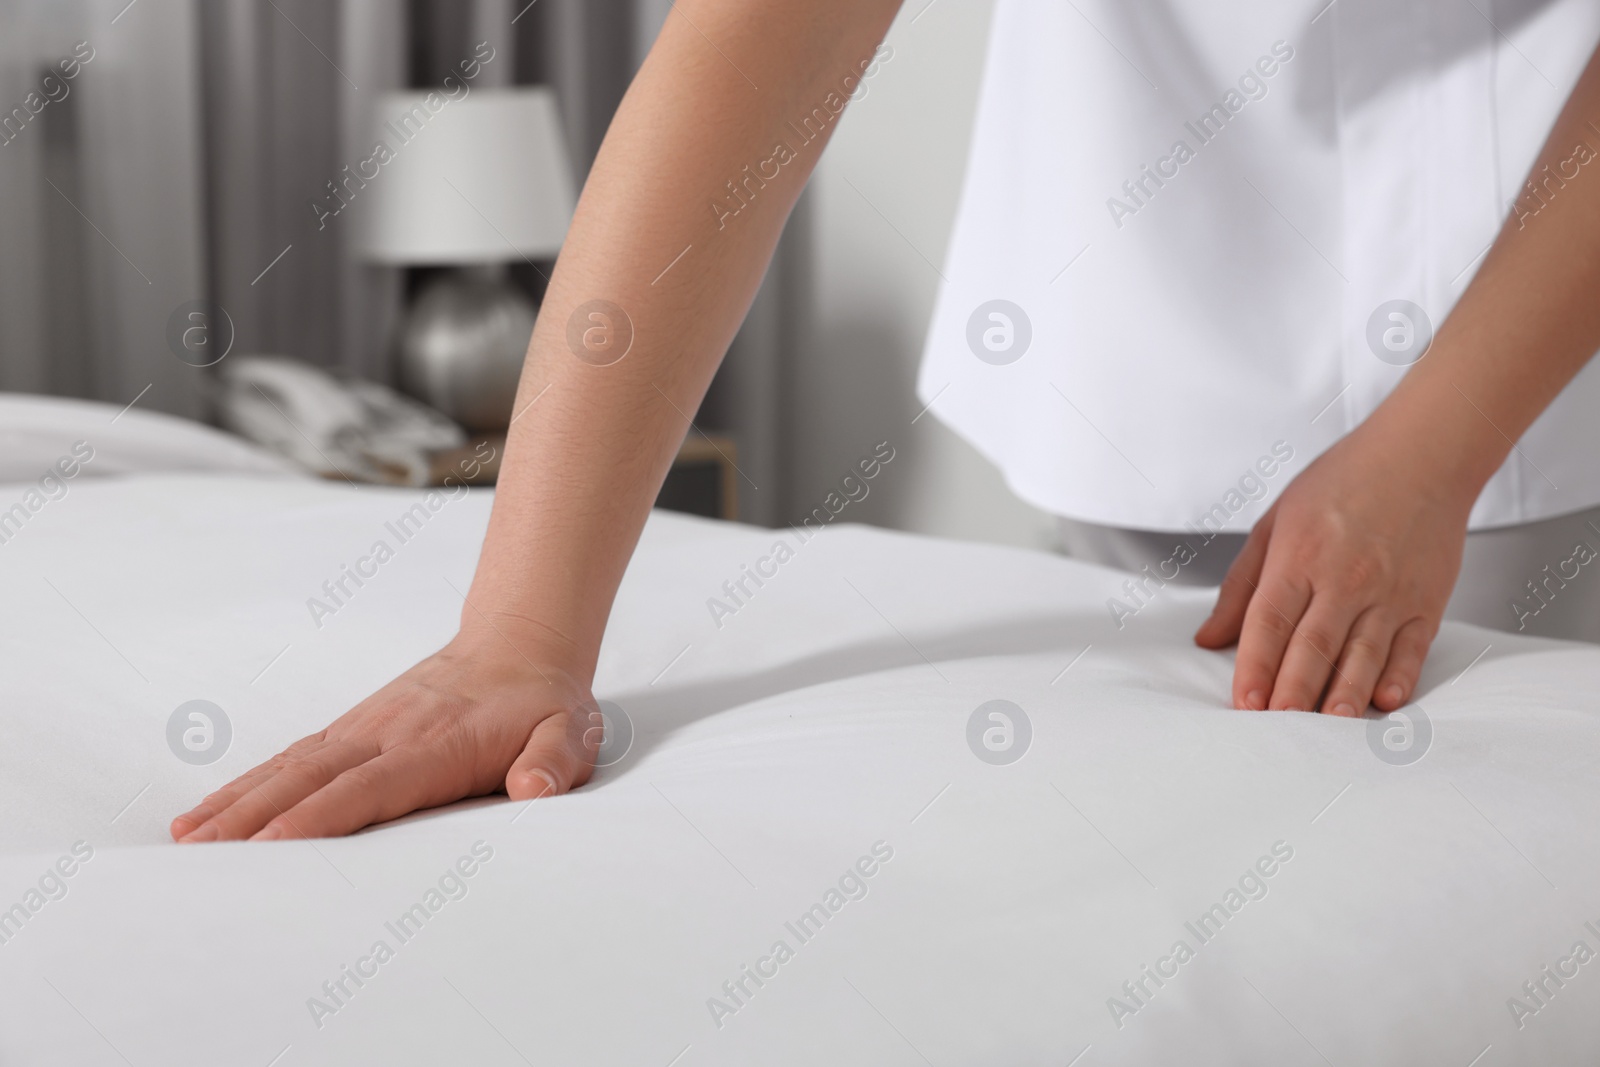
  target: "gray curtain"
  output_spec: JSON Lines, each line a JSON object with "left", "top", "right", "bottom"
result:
{"left": 0, "top": 0, "right": 795, "bottom": 523}
{"left": 0, "top": 0, "right": 208, "bottom": 419}
{"left": 196, "top": 0, "right": 637, "bottom": 385}
{"left": 199, "top": 0, "right": 405, "bottom": 384}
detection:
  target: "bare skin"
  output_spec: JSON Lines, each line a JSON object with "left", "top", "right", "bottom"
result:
{"left": 1195, "top": 42, "right": 1600, "bottom": 716}
{"left": 173, "top": 0, "right": 906, "bottom": 842}
{"left": 174, "top": 9, "right": 1600, "bottom": 841}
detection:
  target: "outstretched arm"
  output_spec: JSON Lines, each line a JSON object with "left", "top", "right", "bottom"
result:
{"left": 1197, "top": 42, "right": 1600, "bottom": 715}
{"left": 173, "top": 0, "right": 904, "bottom": 842}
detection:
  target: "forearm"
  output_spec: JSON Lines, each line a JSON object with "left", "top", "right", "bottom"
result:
{"left": 1367, "top": 43, "right": 1600, "bottom": 500}
{"left": 462, "top": 0, "right": 901, "bottom": 678}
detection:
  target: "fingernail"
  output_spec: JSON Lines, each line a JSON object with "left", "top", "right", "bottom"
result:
{"left": 1384, "top": 684, "right": 1404, "bottom": 705}
{"left": 1333, "top": 702, "right": 1355, "bottom": 718}
{"left": 171, "top": 810, "right": 209, "bottom": 835}
{"left": 180, "top": 823, "right": 219, "bottom": 843}
{"left": 528, "top": 768, "right": 558, "bottom": 798}
{"left": 1245, "top": 690, "right": 1265, "bottom": 711}
{"left": 253, "top": 826, "right": 285, "bottom": 842}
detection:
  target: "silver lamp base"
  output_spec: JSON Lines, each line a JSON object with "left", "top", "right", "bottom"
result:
{"left": 398, "top": 268, "right": 537, "bottom": 431}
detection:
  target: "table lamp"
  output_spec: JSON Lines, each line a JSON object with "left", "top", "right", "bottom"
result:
{"left": 353, "top": 87, "right": 577, "bottom": 430}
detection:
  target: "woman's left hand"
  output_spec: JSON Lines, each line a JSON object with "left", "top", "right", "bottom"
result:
{"left": 1193, "top": 421, "right": 1478, "bottom": 716}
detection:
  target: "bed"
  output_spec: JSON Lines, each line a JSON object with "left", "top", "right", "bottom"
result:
{"left": 2, "top": 396, "right": 1598, "bottom": 1065}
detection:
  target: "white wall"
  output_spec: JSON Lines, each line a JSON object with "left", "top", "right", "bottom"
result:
{"left": 791, "top": 0, "right": 1057, "bottom": 551}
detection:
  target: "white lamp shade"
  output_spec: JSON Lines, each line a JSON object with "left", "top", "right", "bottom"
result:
{"left": 352, "top": 87, "right": 577, "bottom": 264}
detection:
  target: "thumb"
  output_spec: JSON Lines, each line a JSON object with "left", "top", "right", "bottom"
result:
{"left": 506, "top": 707, "right": 595, "bottom": 801}
{"left": 1194, "top": 508, "right": 1275, "bottom": 649}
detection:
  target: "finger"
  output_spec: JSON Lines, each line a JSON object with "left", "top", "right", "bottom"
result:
{"left": 179, "top": 740, "right": 376, "bottom": 842}
{"left": 1194, "top": 510, "right": 1276, "bottom": 649}
{"left": 1374, "top": 616, "right": 1437, "bottom": 711}
{"left": 252, "top": 747, "right": 466, "bottom": 840}
{"left": 1268, "top": 597, "right": 1362, "bottom": 712}
{"left": 1319, "top": 608, "right": 1395, "bottom": 717}
{"left": 171, "top": 732, "right": 328, "bottom": 839}
{"left": 507, "top": 709, "right": 594, "bottom": 802}
{"left": 1230, "top": 570, "right": 1312, "bottom": 710}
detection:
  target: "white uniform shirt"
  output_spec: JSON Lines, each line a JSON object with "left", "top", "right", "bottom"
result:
{"left": 918, "top": 0, "right": 1600, "bottom": 532}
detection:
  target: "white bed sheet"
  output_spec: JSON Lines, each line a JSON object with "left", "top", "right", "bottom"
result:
{"left": 1, "top": 474, "right": 1598, "bottom": 1066}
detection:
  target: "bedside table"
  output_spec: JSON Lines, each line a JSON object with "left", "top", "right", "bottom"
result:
{"left": 426, "top": 433, "right": 740, "bottom": 521}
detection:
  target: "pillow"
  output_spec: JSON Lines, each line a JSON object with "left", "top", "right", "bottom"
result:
{"left": 0, "top": 392, "right": 304, "bottom": 484}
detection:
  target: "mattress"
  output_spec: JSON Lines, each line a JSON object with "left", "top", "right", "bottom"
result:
{"left": 3, "top": 472, "right": 1598, "bottom": 1066}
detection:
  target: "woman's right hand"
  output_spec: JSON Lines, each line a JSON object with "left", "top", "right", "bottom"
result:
{"left": 168, "top": 0, "right": 905, "bottom": 843}
{"left": 170, "top": 625, "right": 599, "bottom": 842}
